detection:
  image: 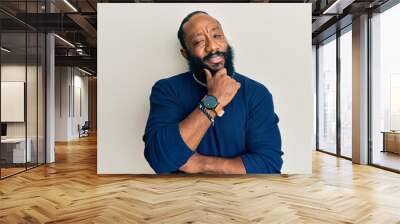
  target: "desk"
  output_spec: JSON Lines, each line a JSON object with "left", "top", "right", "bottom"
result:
{"left": 1, "top": 138, "right": 31, "bottom": 163}
{"left": 381, "top": 131, "right": 400, "bottom": 154}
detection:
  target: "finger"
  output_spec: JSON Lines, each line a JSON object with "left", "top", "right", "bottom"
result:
{"left": 214, "top": 68, "right": 227, "bottom": 78}
{"left": 204, "top": 69, "right": 213, "bottom": 83}
{"left": 236, "top": 82, "right": 241, "bottom": 89}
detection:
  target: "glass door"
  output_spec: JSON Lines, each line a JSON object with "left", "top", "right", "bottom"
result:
{"left": 0, "top": 0, "right": 47, "bottom": 179}
{"left": 339, "top": 27, "right": 352, "bottom": 159}
{"left": 1, "top": 30, "right": 28, "bottom": 178}
{"left": 317, "top": 35, "right": 337, "bottom": 155}
{"left": 370, "top": 3, "right": 400, "bottom": 171}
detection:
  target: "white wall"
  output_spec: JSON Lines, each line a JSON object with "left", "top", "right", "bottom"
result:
{"left": 1, "top": 65, "right": 28, "bottom": 143}
{"left": 1, "top": 65, "right": 26, "bottom": 125}
{"left": 1, "top": 63, "right": 46, "bottom": 163}
{"left": 1, "top": 65, "right": 39, "bottom": 138}
{"left": 55, "top": 67, "right": 89, "bottom": 141}
{"left": 98, "top": 3, "right": 313, "bottom": 174}
{"left": 72, "top": 72, "right": 89, "bottom": 138}
{"left": 55, "top": 67, "right": 69, "bottom": 141}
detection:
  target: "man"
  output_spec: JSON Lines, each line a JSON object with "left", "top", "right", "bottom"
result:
{"left": 142, "top": 11, "right": 283, "bottom": 174}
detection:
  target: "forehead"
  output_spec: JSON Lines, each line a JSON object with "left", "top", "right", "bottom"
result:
{"left": 183, "top": 13, "right": 222, "bottom": 37}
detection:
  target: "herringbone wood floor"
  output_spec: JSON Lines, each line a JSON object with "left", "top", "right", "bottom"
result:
{"left": 1, "top": 134, "right": 400, "bottom": 224}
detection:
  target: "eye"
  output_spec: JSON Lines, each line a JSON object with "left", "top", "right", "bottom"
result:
{"left": 214, "top": 34, "right": 223, "bottom": 39}
{"left": 193, "top": 40, "right": 204, "bottom": 46}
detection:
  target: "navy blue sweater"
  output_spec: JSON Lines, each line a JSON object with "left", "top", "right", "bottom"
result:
{"left": 143, "top": 71, "right": 283, "bottom": 174}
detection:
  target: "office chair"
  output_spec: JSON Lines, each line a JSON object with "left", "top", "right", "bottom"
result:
{"left": 79, "top": 121, "right": 90, "bottom": 138}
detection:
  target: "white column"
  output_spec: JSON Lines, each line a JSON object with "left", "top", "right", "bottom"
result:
{"left": 45, "top": 1, "right": 56, "bottom": 163}
{"left": 46, "top": 33, "right": 55, "bottom": 163}
{"left": 352, "top": 14, "right": 369, "bottom": 164}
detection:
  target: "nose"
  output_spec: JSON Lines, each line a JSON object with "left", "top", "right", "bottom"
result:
{"left": 205, "top": 38, "right": 219, "bottom": 53}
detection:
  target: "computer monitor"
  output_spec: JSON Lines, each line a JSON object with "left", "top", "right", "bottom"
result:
{"left": 1, "top": 123, "right": 7, "bottom": 137}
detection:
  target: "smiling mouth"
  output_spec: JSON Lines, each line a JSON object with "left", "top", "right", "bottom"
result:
{"left": 207, "top": 55, "right": 224, "bottom": 64}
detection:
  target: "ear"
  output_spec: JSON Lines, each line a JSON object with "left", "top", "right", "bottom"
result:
{"left": 180, "top": 48, "right": 188, "bottom": 59}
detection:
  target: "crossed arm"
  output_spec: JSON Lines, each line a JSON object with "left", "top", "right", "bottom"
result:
{"left": 143, "top": 80, "right": 283, "bottom": 174}
{"left": 178, "top": 106, "right": 245, "bottom": 174}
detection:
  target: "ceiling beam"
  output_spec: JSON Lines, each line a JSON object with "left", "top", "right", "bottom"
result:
{"left": 67, "top": 13, "right": 97, "bottom": 39}
{"left": 322, "top": 0, "right": 356, "bottom": 14}
{"left": 55, "top": 55, "right": 96, "bottom": 70}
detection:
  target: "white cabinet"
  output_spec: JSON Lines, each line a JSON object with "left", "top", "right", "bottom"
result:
{"left": 1, "top": 138, "right": 32, "bottom": 163}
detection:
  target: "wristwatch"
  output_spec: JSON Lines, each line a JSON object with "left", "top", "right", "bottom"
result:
{"left": 200, "top": 95, "right": 225, "bottom": 117}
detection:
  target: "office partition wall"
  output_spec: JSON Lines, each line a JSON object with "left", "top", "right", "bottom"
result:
{"left": 0, "top": 31, "right": 28, "bottom": 177}
{"left": 0, "top": 1, "right": 47, "bottom": 179}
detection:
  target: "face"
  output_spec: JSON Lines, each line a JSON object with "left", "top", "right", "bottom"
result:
{"left": 181, "top": 13, "right": 229, "bottom": 73}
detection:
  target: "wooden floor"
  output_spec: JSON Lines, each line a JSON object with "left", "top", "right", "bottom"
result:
{"left": 0, "top": 167, "right": 26, "bottom": 178}
{"left": 1, "top": 134, "right": 400, "bottom": 223}
{"left": 372, "top": 150, "right": 400, "bottom": 171}
{"left": 1, "top": 163, "right": 46, "bottom": 178}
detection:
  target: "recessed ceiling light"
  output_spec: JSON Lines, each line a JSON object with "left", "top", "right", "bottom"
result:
{"left": 78, "top": 67, "right": 93, "bottom": 76}
{"left": 322, "top": 0, "right": 354, "bottom": 15}
{"left": 63, "top": 0, "right": 78, "bottom": 12}
{"left": 1, "top": 47, "right": 11, "bottom": 53}
{"left": 54, "top": 34, "right": 75, "bottom": 48}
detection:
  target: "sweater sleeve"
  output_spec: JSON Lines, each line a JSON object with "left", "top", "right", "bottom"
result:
{"left": 240, "top": 87, "right": 283, "bottom": 174}
{"left": 142, "top": 80, "right": 194, "bottom": 174}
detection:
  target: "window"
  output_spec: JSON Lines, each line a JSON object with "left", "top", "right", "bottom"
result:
{"left": 339, "top": 28, "right": 352, "bottom": 158}
{"left": 371, "top": 2, "right": 400, "bottom": 171}
{"left": 317, "top": 36, "right": 337, "bottom": 154}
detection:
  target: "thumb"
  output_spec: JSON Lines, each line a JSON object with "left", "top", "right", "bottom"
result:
{"left": 204, "top": 69, "right": 212, "bottom": 83}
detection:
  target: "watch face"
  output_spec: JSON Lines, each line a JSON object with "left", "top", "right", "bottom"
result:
{"left": 202, "top": 95, "right": 218, "bottom": 109}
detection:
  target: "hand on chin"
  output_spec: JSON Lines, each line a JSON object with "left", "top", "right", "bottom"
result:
{"left": 207, "top": 63, "right": 225, "bottom": 75}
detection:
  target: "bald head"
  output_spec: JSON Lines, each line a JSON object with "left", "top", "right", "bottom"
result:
{"left": 177, "top": 11, "right": 222, "bottom": 50}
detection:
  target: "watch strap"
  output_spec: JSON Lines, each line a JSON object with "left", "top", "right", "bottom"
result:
{"left": 213, "top": 103, "right": 225, "bottom": 117}
{"left": 199, "top": 103, "right": 215, "bottom": 126}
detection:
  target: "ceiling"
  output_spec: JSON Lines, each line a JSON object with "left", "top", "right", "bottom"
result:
{"left": 0, "top": 0, "right": 393, "bottom": 75}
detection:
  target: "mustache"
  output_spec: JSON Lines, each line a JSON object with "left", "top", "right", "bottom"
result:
{"left": 202, "top": 51, "right": 226, "bottom": 62}
{"left": 186, "top": 44, "right": 235, "bottom": 79}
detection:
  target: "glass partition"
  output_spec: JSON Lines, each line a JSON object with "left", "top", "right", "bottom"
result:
{"left": 1, "top": 31, "right": 28, "bottom": 177}
{"left": 317, "top": 36, "right": 337, "bottom": 154}
{"left": 371, "top": 3, "right": 400, "bottom": 171}
{"left": 27, "top": 31, "right": 38, "bottom": 169}
{"left": 339, "top": 28, "right": 352, "bottom": 158}
{"left": 0, "top": 1, "right": 46, "bottom": 179}
{"left": 38, "top": 32, "right": 45, "bottom": 165}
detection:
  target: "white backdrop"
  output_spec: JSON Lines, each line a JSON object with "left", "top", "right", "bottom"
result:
{"left": 98, "top": 3, "right": 313, "bottom": 174}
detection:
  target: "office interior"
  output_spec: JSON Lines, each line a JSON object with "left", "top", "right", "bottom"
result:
{"left": 0, "top": 0, "right": 399, "bottom": 222}
{"left": 0, "top": 0, "right": 97, "bottom": 179}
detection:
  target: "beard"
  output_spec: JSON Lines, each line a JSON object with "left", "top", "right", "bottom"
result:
{"left": 187, "top": 45, "right": 235, "bottom": 85}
